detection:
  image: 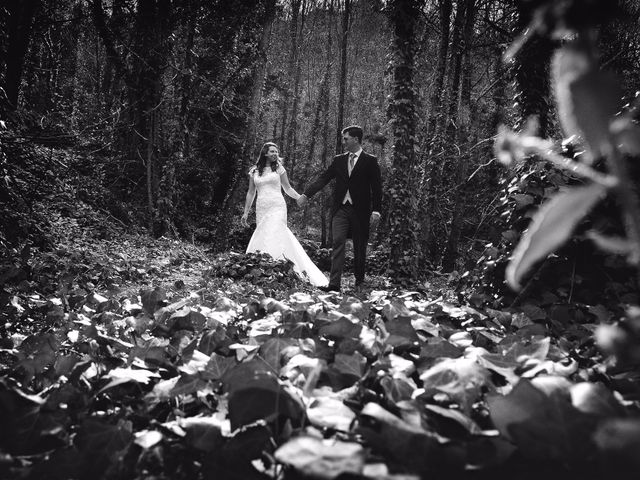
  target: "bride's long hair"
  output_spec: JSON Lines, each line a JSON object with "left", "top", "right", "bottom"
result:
{"left": 254, "top": 142, "right": 281, "bottom": 176}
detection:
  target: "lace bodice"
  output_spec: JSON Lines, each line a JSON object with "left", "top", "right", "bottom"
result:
{"left": 252, "top": 166, "right": 286, "bottom": 227}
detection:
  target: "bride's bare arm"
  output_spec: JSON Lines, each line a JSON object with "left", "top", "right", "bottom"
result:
{"left": 241, "top": 174, "right": 256, "bottom": 226}
{"left": 280, "top": 169, "right": 301, "bottom": 200}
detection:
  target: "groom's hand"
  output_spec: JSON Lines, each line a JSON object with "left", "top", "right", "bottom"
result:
{"left": 370, "top": 211, "right": 381, "bottom": 229}
{"left": 297, "top": 194, "right": 308, "bottom": 207}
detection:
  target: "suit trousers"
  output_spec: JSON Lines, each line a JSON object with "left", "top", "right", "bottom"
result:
{"left": 330, "top": 204, "right": 368, "bottom": 286}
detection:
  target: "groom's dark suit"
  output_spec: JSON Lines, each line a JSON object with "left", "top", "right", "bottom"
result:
{"left": 304, "top": 151, "right": 382, "bottom": 288}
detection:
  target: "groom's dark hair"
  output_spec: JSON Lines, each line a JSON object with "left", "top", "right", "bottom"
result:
{"left": 342, "top": 125, "right": 363, "bottom": 143}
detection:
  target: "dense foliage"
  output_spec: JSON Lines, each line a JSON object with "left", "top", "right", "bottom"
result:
{"left": 1, "top": 216, "right": 640, "bottom": 479}
{"left": 2, "top": 1, "right": 640, "bottom": 478}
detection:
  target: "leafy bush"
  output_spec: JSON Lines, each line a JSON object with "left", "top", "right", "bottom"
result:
{"left": 206, "top": 251, "right": 306, "bottom": 291}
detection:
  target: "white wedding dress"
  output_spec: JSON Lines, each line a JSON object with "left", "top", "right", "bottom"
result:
{"left": 246, "top": 165, "right": 328, "bottom": 287}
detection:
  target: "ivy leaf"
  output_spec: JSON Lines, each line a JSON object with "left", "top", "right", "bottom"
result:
{"left": 306, "top": 397, "right": 356, "bottom": 431}
{"left": 198, "top": 325, "right": 233, "bottom": 356}
{"left": 424, "top": 404, "right": 482, "bottom": 436}
{"left": 611, "top": 117, "right": 640, "bottom": 156}
{"left": 420, "top": 357, "right": 490, "bottom": 414}
{"left": 506, "top": 183, "right": 607, "bottom": 290}
{"left": 99, "top": 367, "right": 160, "bottom": 393}
{"left": 14, "top": 332, "right": 61, "bottom": 385}
{"left": 488, "top": 379, "right": 597, "bottom": 461}
{"left": 553, "top": 45, "right": 621, "bottom": 160}
{"left": 134, "top": 430, "right": 163, "bottom": 449}
{"left": 169, "top": 373, "right": 210, "bottom": 398}
{"left": 333, "top": 351, "right": 367, "bottom": 380}
{"left": 225, "top": 361, "right": 305, "bottom": 430}
{"left": 140, "top": 286, "right": 166, "bottom": 315}
{"left": 0, "top": 384, "right": 66, "bottom": 455}
{"left": 319, "top": 316, "right": 362, "bottom": 340}
{"left": 570, "top": 382, "right": 626, "bottom": 417}
{"left": 259, "top": 337, "right": 298, "bottom": 373}
{"left": 419, "top": 337, "right": 463, "bottom": 360}
{"left": 593, "top": 418, "right": 640, "bottom": 473}
{"left": 356, "top": 402, "right": 438, "bottom": 474}
{"left": 275, "top": 436, "right": 365, "bottom": 479}
{"left": 380, "top": 375, "right": 416, "bottom": 403}
{"left": 205, "top": 353, "right": 237, "bottom": 380}
{"left": 176, "top": 416, "right": 224, "bottom": 452}
{"left": 385, "top": 317, "right": 420, "bottom": 349}
{"left": 72, "top": 418, "right": 133, "bottom": 478}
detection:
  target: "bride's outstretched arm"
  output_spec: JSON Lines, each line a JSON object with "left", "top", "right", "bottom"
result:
{"left": 280, "top": 169, "right": 301, "bottom": 200}
{"left": 241, "top": 175, "right": 256, "bottom": 227}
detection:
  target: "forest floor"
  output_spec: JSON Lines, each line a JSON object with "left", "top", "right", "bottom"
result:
{"left": 1, "top": 198, "right": 639, "bottom": 480}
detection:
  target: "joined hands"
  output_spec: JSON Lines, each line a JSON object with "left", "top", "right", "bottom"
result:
{"left": 297, "top": 194, "right": 308, "bottom": 207}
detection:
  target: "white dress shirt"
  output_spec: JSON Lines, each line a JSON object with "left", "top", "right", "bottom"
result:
{"left": 343, "top": 148, "right": 362, "bottom": 205}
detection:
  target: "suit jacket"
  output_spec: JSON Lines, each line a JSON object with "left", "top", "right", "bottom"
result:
{"left": 304, "top": 151, "right": 382, "bottom": 230}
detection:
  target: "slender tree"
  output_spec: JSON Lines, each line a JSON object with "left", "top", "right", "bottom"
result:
{"left": 442, "top": 0, "right": 476, "bottom": 271}
{"left": 279, "top": 0, "right": 303, "bottom": 150}
{"left": 285, "top": 0, "right": 307, "bottom": 178}
{"left": 420, "top": 0, "right": 452, "bottom": 261}
{"left": 2, "top": 0, "right": 41, "bottom": 109}
{"left": 335, "top": 0, "right": 351, "bottom": 153}
{"left": 387, "top": 0, "right": 424, "bottom": 280}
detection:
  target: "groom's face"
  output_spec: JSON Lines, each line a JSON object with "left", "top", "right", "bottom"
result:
{"left": 342, "top": 132, "right": 359, "bottom": 153}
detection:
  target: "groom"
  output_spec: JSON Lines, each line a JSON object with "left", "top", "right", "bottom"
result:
{"left": 298, "top": 125, "right": 382, "bottom": 291}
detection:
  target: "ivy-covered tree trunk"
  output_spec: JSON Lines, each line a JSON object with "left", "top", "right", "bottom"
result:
{"left": 424, "top": 0, "right": 468, "bottom": 264}
{"left": 513, "top": 1, "right": 554, "bottom": 136}
{"left": 386, "top": 0, "right": 423, "bottom": 280}
{"left": 442, "top": 0, "right": 476, "bottom": 272}
{"left": 420, "top": 0, "right": 452, "bottom": 262}
{"left": 425, "top": 0, "right": 452, "bottom": 143}
{"left": 2, "top": 0, "right": 40, "bottom": 109}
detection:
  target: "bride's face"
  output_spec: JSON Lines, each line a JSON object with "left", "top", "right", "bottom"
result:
{"left": 266, "top": 146, "right": 279, "bottom": 160}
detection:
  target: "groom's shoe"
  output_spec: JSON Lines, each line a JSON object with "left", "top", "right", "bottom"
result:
{"left": 319, "top": 284, "right": 340, "bottom": 293}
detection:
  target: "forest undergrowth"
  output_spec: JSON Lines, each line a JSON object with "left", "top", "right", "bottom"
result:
{"left": 1, "top": 180, "right": 640, "bottom": 480}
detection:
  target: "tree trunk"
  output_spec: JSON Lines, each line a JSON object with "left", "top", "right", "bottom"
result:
{"left": 387, "top": 0, "right": 423, "bottom": 280}
{"left": 179, "top": 2, "right": 197, "bottom": 160}
{"left": 420, "top": 0, "right": 452, "bottom": 263}
{"left": 425, "top": 0, "right": 452, "bottom": 143}
{"left": 320, "top": 0, "right": 335, "bottom": 246}
{"left": 245, "top": 0, "right": 277, "bottom": 163}
{"left": 280, "top": 0, "right": 302, "bottom": 152}
{"left": 442, "top": 0, "right": 476, "bottom": 272}
{"left": 424, "top": 0, "right": 468, "bottom": 263}
{"left": 513, "top": 1, "right": 554, "bottom": 136}
{"left": 3, "top": 0, "right": 40, "bottom": 109}
{"left": 285, "top": 0, "right": 307, "bottom": 178}
{"left": 130, "top": 0, "right": 173, "bottom": 234}
{"left": 335, "top": 0, "right": 351, "bottom": 153}
{"left": 147, "top": 113, "right": 156, "bottom": 232}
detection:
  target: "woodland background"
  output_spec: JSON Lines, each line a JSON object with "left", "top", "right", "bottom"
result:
{"left": 3, "top": 1, "right": 640, "bottom": 479}
{"left": 2, "top": 0, "right": 636, "bottom": 281}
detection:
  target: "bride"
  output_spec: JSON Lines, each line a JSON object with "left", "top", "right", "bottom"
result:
{"left": 240, "top": 142, "right": 328, "bottom": 287}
